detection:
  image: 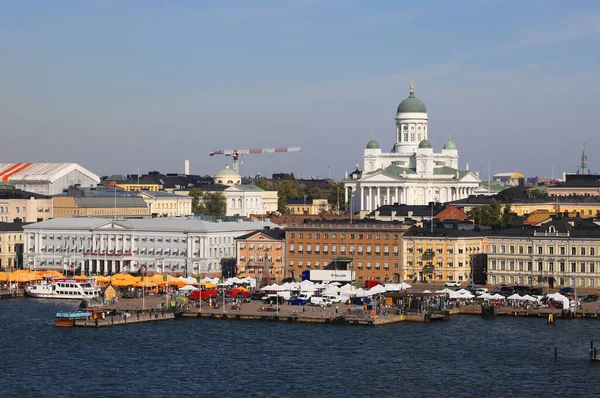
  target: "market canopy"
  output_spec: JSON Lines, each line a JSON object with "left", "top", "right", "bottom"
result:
{"left": 490, "top": 293, "right": 505, "bottom": 300}
{"left": 507, "top": 293, "right": 523, "bottom": 300}
{"left": 4, "top": 270, "right": 41, "bottom": 283}
{"left": 38, "top": 270, "right": 65, "bottom": 278}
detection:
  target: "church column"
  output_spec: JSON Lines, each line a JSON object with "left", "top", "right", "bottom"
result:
{"left": 344, "top": 186, "right": 349, "bottom": 211}
{"left": 386, "top": 187, "right": 390, "bottom": 205}
{"left": 395, "top": 187, "right": 399, "bottom": 204}
{"left": 377, "top": 187, "right": 381, "bottom": 208}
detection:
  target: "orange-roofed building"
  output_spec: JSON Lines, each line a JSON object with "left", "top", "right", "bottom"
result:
{"left": 435, "top": 206, "right": 467, "bottom": 222}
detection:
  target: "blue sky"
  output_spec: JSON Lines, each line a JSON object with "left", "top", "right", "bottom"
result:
{"left": 1, "top": 0, "right": 599, "bottom": 179}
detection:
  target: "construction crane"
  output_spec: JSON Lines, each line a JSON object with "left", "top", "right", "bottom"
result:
{"left": 209, "top": 147, "right": 302, "bottom": 172}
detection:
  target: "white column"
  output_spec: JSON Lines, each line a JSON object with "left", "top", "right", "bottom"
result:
{"left": 361, "top": 186, "right": 365, "bottom": 211}
{"left": 395, "top": 187, "right": 399, "bottom": 205}
{"left": 344, "top": 187, "right": 349, "bottom": 211}
{"left": 377, "top": 187, "right": 381, "bottom": 208}
{"left": 386, "top": 187, "right": 390, "bottom": 205}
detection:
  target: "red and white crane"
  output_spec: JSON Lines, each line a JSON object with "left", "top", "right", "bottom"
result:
{"left": 209, "top": 147, "right": 302, "bottom": 172}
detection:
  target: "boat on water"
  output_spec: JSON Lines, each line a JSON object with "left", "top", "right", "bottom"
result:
{"left": 26, "top": 278, "right": 101, "bottom": 300}
{"left": 54, "top": 311, "right": 92, "bottom": 327}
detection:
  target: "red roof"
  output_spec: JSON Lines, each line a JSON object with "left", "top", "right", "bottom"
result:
{"left": 435, "top": 206, "right": 467, "bottom": 221}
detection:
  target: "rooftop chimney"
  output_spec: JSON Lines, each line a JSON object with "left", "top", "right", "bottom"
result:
{"left": 184, "top": 159, "right": 190, "bottom": 176}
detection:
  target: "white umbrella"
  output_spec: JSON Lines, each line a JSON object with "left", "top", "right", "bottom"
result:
{"left": 478, "top": 292, "right": 491, "bottom": 300}
{"left": 366, "top": 284, "right": 386, "bottom": 296}
{"left": 384, "top": 284, "right": 400, "bottom": 292}
{"left": 260, "top": 284, "right": 274, "bottom": 291}
{"left": 456, "top": 289, "right": 470, "bottom": 295}
{"left": 491, "top": 293, "right": 506, "bottom": 300}
{"left": 179, "top": 284, "right": 197, "bottom": 292}
{"left": 436, "top": 288, "right": 455, "bottom": 294}
{"left": 422, "top": 290, "right": 432, "bottom": 293}
{"left": 458, "top": 291, "right": 474, "bottom": 299}
{"left": 398, "top": 282, "right": 412, "bottom": 290}
{"left": 521, "top": 294, "right": 538, "bottom": 302}
{"left": 507, "top": 293, "right": 522, "bottom": 300}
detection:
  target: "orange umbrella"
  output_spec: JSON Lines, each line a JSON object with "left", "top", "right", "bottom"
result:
{"left": 10, "top": 270, "right": 41, "bottom": 283}
{"left": 38, "top": 270, "right": 65, "bottom": 278}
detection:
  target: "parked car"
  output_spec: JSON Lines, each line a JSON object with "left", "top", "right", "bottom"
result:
{"left": 529, "top": 288, "right": 543, "bottom": 296}
{"left": 444, "top": 281, "right": 460, "bottom": 287}
{"left": 582, "top": 295, "right": 598, "bottom": 303}
{"left": 560, "top": 287, "right": 575, "bottom": 295}
{"left": 350, "top": 297, "right": 372, "bottom": 306}
{"left": 289, "top": 298, "right": 308, "bottom": 306}
{"left": 500, "top": 286, "right": 515, "bottom": 296}
{"left": 263, "top": 295, "right": 285, "bottom": 305}
{"left": 309, "top": 295, "right": 332, "bottom": 306}
{"left": 250, "top": 291, "right": 265, "bottom": 300}
{"left": 475, "top": 288, "right": 488, "bottom": 295}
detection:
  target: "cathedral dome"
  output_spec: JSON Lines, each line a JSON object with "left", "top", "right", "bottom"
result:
{"left": 418, "top": 139, "right": 432, "bottom": 149}
{"left": 366, "top": 136, "right": 380, "bottom": 149}
{"left": 397, "top": 81, "right": 427, "bottom": 114}
{"left": 443, "top": 138, "right": 457, "bottom": 150}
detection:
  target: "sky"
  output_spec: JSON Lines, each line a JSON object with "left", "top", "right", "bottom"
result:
{"left": 1, "top": 0, "right": 599, "bottom": 180}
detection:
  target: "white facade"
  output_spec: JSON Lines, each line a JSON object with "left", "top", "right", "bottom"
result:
{"left": 225, "top": 185, "right": 278, "bottom": 217}
{"left": 23, "top": 217, "right": 279, "bottom": 276}
{"left": 344, "top": 83, "right": 480, "bottom": 212}
{"left": 0, "top": 163, "right": 100, "bottom": 196}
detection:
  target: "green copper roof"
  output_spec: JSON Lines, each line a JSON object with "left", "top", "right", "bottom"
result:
{"left": 418, "top": 139, "right": 432, "bottom": 149}
{"left": 443, "top": 139, "right": 456, "bottom": 150}
{"left": 397, "top": 82, "right": 427, "bottom": 113}
{"left": 366, "top": 137, "right": 380, "bottom": 149}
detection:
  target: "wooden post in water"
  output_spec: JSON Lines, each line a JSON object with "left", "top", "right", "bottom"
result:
{"left": 554, "top": 347, "right": 558, "bottom": 362}
{"left": 591, "top": 341, "right": 594, "bottom": 361}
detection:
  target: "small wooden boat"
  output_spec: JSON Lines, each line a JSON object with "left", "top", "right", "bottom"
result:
{"left": 55, "top": 311, "right": 92, "bottom": 327}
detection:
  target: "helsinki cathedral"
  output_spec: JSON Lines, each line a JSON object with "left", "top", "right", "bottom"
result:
{"left": 344, "top": 81, "right": 481, "bottom": 212}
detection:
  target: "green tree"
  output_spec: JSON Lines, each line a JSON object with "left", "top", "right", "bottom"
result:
{"left": 190, "top": 191, "right": 226, "bottom": 216}
{"left": 328, "top": 182, "right": 346, "bottom": 213}
{"left": 307, "top": 187, "right": 325, "bottom": 200}
{"left": 467, "top": 199, "right": 513, "bottom": 227}
{"left": 189, "top": 188, "right": 203, "bottom": 213}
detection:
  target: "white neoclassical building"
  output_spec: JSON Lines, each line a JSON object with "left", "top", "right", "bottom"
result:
{"left": 23, "top": 217, "right": 279, "bottom": 276}
{"left": 344, "top": 82, "right": 481, "bottom": 213}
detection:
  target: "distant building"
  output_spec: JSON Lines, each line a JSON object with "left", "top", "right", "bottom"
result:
{"left": 365, "top": 203, "right": 444, "bottom": 223}
{"left": 0, "top": 220, "right": 31, "bottom": 270}
{"left": 23, "top": 217, "right": 279, "bottom": 276}
{"left": 0, "top": 163, "right": 100, "bottom": 196}
{"left": 235, "top": 227, "right": 285, "bottom": 283}
{"left": 493, "top": 173, "right": 524, "bottom": 186}
{"left": 547, "top": 174, "right": 600, "bottom": 197}
{"left": 138, "top": 191, "right": 193, "bottom": 217}
{"left": 286, "top": 221, "right": 408, "bottom": 283}
{"left": 0, "top": 185, "right": 52, "bottom": 223}
{"left": 214, "top": 164, "right": 241, "bottom": 186}
{"left": 52, "top": 196, "right": 149, "bottom": 218}
{"left": 287, "top": 198, "right": 329, "bottom": 215}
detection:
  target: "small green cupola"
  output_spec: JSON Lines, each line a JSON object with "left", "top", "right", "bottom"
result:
{"left": 418, "top": 139, "right": 432, "bottom": 149}
{"left": 366, "top": 134, "right": 380, "bottom": 149}
{"left": 443, "top": 135, "right": 457, "bottom": 150}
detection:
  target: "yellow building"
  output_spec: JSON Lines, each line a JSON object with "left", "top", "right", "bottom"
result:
{"left": 486, "top": 220, "right": 600, "bottom": 289}
{"left": 0, "top": 185, "right": 53, "bottom": 223}
{"left": 52, "top": 196, "right": 150, "bottom": 218}
{"left": 0, "top": 222, "right": 28, "bottom": 270}
{"left": 403, "top": 226, "right": 485, "bottom": 284}
{"left": 287, "top": 198, "right": 329, "bottom": 215}
{"left": 138, "top": 191, "right": 193, "bottom": 217}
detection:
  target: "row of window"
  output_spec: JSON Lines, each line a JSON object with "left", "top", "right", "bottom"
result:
{"left": 407, "top": 246, "right": 480, "bottom": 254}
{"left": 406, "top": 260, "right": 468, "bottom": 268}
{"left": 490, "top": 275, "right": 597, "bottom": 288}
{"left": 490, "top": 244, "right": 598, "bottom": 256}
{"left": 239, "top": 245, "right": 283, "bottom": 251}
{"left": 490, "top": 259, "right": 598, "bottom": 274}
{"left": 288, "top": 232, "right": 399, "bottom": 241}
{"left": 0, "top": 234, "right": 22, "bottom": 242}
{"left": 35, "top": 235, "right": 233, "bottom": 245}
{"left": 287, "top": 260, "right": 399, "bottom": 270}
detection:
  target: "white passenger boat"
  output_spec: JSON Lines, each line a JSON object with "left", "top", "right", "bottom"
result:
{"left": 25, "top": 278, "right": 101, "bottom": 299}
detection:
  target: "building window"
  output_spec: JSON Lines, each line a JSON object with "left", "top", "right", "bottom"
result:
{"left": 581, "top": 247, "right": 586, "bottom": 256}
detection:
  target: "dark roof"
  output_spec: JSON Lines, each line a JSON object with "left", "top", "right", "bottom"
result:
{"left": 551, "top": 174, "right": 600, "bottom": 187}
{"left": 74, "top": 197, "right": 148, "bottom": 208}
{"left": 368, "top": 203, "right": 444, "bottom": 217}
{"left": 236, "top": 228, "right": 286, "bottom": 241}
{"left": 0, "top": 188, "right": 50, "bottom": 200}
{"left": 405, "top": 217, "right": 600, "bottom": 239}
{"left": 0, "top": 221, "right": 32, "bottom": 232}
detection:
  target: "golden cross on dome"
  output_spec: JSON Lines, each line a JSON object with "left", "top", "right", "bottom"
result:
{"left": 410, "top": 80, "right": 414, "bottom": 94}
{"left": 371, "top": 132, "right": 375, "bottom": 140}
{"left": 448, "top": 133, "right": 452, "bottom": 141}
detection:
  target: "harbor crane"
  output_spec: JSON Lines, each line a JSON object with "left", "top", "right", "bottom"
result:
{"left": 209, "top": 147, "right": 302, "bottom": 172}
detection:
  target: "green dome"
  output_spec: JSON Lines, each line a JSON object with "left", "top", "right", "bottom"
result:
{"left": 443, "top": 139, "right": 457, "bottom": 150}
{"left": 418, "top": 139, "right": 432, "bottom": 149}
{"left": 366, "top": 136, "right": 380, "bottom": 149}
{"left": 397, "top": 82, "right": 427, "bottom": 113}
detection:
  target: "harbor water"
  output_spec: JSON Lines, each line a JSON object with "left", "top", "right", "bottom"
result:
{"left": 1, "top": 298, "right": 599, "bottom": 397}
